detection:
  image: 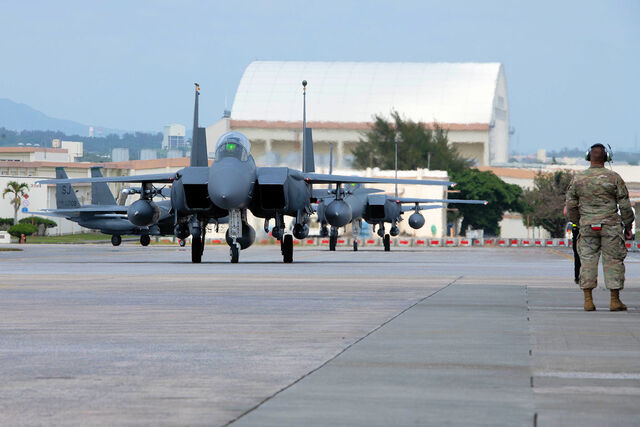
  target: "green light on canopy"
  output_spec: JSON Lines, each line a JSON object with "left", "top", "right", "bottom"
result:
{"left": 350, "top": 183, "right": 356, "bottom": 187}
{"left": 226, "top": 143, "right": 237, "bottom": 151}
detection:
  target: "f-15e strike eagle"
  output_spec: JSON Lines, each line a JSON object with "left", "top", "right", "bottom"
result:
{"left": 315, "top": 187, "right": 488, "bottom": 251}
{"left": 38, "top": 166, "right": 174, "bottom": 246}
{"left": 39, "top": 82, "right": 454, "bottom": 263}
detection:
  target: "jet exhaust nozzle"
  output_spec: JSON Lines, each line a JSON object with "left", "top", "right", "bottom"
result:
{"left": 127, "top": 199, "right": 160, "bottom": 227}
{"left": 408, "top": 212, "right": 425, "bottom": 229}
{"left": 325, "top": 200, "right": 352, "bottom": 228}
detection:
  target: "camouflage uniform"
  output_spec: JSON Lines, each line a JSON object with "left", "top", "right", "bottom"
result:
{"left": 566, "top": 166, "right": 634, "bottom": 290}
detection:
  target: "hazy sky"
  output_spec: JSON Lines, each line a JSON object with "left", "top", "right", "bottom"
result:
{"left": 1, "top": 0, "right": 638, "bottom": 153}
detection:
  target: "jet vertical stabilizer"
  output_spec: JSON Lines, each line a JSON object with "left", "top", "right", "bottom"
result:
{"left": 90, "top": 167, "right": 117, "bottom": 205}
{"left": 190, "top": 83, "right": 208, "bottom": 167}
{"left": 303, "top": 127, "right": 315, "bottom": 173}
{"left": 55, "top": 167, "right": 81, "bottom": 209}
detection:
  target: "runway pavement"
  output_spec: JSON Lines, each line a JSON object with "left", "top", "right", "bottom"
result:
{"left": 1, "top": 243, "right": 639, "bottom": 426}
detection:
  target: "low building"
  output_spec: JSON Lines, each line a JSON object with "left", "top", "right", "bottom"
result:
{"left": 161, "top": 124, "right": 187, "bottom": 150}
{"left": 0, "top": 147, "right": 72, "bottom": 163}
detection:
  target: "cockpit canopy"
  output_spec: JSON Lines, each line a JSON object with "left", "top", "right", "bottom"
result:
{"left": 214, "top": 132, "right": 251, "bottom": 161}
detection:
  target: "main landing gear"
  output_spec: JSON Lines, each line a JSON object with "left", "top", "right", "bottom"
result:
{"left": 353, "top": 240, "right": 358, "bottom": 251}
{"left": 140, "top": 235, "right": 150, "bottom": 246}
{"left": 329, "top": 227, "right": 338, "bottom": 252}
{"left": 111, "top": 235, "right": 122, "bottom": 246}
{"left": 192, "top": 235, "right": 204, "bottom": 263}
{"left": 281, "top": 234, "right": 293, "bottom": 263}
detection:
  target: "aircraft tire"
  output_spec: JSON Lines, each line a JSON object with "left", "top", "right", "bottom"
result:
{"left": 230, "top": 244, "right": 239, "bottom": 263}
{"left": 383, "top": 234, "right": 391, "bottom": 252}
{"left": 353, "top": 240, "right": 358, "bottom": 251}
{"left": 140, "top": 235, "right": 151, "bottom": 246}
{"left": 111, "top": 235, "right": 122, "bottom": 246}
{"left": 283, "top": 234, "right": 293, "bottom": 263}
{"left": 329, "top": 235, "right": 337, "bottom": 251}
{"left": 192, "top": 236, "right": 202, "bottom": 263}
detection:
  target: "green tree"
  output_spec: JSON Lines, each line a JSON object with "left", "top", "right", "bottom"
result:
{"left": 19, "top": 216, "right": 57, "bottom": 236}
{"left": 352, "top": 111, "right": 472, "bottom": 173}
{"left": 353, "top": 112, "right": 525, "bottom": 236}
{"left": 8, "top": 223, "right": 38, "bottom": 240}
{"left": 522, "top": 170, "right": 574, "bottom": 238}
{"left": 450, "top": 168, "right": 524, "bottom": 236}
{"left": 2, "top": 181, "right": 29, "bottom": 224}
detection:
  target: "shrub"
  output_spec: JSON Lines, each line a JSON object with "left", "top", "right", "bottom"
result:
{"left": 8, "top": 223, "right": 38, "bottom": 239}
{"left": 18, "top": 216, "right": 57, "bottom": 228}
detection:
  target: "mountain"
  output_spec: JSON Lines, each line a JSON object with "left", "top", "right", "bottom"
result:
{"left": 0, "top": 98, "right": 122, "bottom": 136}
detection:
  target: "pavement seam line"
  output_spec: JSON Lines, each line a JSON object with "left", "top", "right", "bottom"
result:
{"left": 224, "top": 275, "right": 464, "bottom": 426}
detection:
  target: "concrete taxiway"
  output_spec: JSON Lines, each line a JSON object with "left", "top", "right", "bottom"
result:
{"left": 1, "top": 243, "right": 639, "bottom": 426}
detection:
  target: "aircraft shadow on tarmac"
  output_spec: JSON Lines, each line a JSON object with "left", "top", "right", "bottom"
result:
{"left": 64, "top": 259, "right": 402, "bottom": 265}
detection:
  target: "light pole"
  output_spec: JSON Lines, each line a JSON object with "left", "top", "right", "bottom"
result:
{"left": 394, "top": 134, "right": 399, "bottom": 199}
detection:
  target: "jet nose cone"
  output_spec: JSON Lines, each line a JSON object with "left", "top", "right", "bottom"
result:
{"left": 208, "top": 159, "right": 254, "bottom": 209}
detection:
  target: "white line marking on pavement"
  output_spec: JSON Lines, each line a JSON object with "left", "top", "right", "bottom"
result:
{"left": 534, "top": 386, "right": 640, "bottom": 395}
{"left": 535, "top": 371, "right": 640, "bottom": 380}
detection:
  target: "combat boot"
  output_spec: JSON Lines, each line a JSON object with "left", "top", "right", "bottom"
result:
{"left": 583, "top": 289, "right": 595, "bottom": 311}
{"left": 610, "top": 289, "right": 627, "bottom": 311}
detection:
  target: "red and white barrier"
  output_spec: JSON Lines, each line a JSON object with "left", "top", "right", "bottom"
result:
{"left": 429, "top": 239, "right": 442, "bottom": 247}
{"left": 444, "top": 238, "right": 457, "bottom": 247}
{"left": 364, "top": 238, "right": 379, "bottom": 246}
{"left": 396, "top": 238, "right": 412, "bottom": 247}
{"left": 414, "top": 238, "right": 427, "bottom": 247}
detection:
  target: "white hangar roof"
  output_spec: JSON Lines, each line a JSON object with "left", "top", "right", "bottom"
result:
{"left": 231, "top": 61, "right": 505, "bottom": 125}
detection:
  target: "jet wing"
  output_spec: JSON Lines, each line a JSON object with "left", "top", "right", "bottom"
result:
{"left": 401, "top": 204, "right": 446, "bottom": 212}
{"left": 41, "top": 206, "right": 129, "bottom": 214}
{"left": 302, "top": 173, "right": 454, "bottom": 187}
{"left": 36, "top": 172, "right": 176, "bottom": 185}
{"left": 34, "top": 210, "right": 127, "bottom": 219}
{"left": 397, "top": 198, "right": 488, "bottom": 205}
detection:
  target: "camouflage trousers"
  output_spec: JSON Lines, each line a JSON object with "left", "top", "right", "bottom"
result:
{"left": 577, "top": 224, "right": 627, "bottom": 290}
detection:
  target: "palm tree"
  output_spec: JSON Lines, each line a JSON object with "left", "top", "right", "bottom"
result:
{"left": 2, "top": 181, "right": 30, "bottom": 224}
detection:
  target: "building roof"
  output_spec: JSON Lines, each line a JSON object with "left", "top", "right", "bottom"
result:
{"left": 230, "top": 120, "right": 489, "bottom": 131}
{"left": 477, "top": 166, "right": 538, "bottom": 179}
{"left": 232, "top": 61, "right": 504, "bottom": 125}
{"left": 0, "top": 147, "right": 68, "bottom": 153}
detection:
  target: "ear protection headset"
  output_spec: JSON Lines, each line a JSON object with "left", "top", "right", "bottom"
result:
{"left": 585, "top": 143, "right": 612, "bottom": 162}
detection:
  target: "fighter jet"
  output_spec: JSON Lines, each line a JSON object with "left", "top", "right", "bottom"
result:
{"left": 315, "top": 186, "right": 488, "bottom": 251}
{"left": 38, "top": 166, "right": 174, "bottom": 246}
{"left": 39, "top": 83, "right": 454, "bottom": 263}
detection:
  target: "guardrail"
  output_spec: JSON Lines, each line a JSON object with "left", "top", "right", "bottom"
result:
{"left": 156, "top": 235, "right": 640, "bottom": 252}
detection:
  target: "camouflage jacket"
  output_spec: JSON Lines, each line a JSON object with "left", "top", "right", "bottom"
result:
{"left": 566, "top": 166, "right": 634, "bottom": 227}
